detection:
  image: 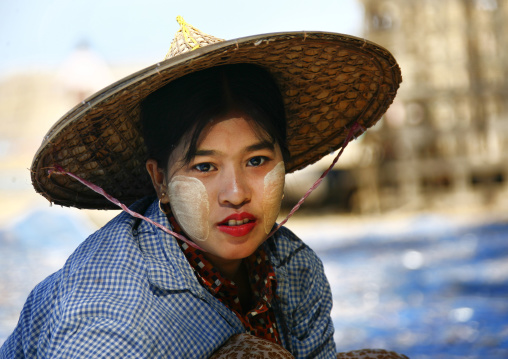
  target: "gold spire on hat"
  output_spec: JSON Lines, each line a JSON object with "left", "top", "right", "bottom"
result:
{"left": 164, "top": 16, "right": 224, "bottom": 60}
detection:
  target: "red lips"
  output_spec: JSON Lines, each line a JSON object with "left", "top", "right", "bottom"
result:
{"left": 218, "top": 212, "right": 257, "bottom": 237}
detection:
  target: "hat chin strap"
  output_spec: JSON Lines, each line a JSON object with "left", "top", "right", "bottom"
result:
{"left": 267, "top": 122, "right": 365, "bottom": 238}
{"left": 48, "top": 165, "right": 204, "bottom": 251}
{"left": 48, "top": 122, "right": 364, "bottom": 250}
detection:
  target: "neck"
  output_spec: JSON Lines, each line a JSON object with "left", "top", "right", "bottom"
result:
{"left": 203, "top": 252, "right": 242, "bottom": 280}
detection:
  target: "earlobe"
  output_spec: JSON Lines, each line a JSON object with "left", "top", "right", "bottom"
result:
{"left": 146, "top": 159, "right": 168, "bottom": 202}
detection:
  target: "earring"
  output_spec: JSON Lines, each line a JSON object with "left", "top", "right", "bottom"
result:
{"left": 159, "top": 200, "right": 170, "bottom": 214}
{"left": 159, "top": 187, "right": 170, "bottom": 214}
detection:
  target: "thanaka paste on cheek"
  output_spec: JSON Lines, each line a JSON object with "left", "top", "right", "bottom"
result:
{"left": 168, "top": 176, "right": 210, "bottom": 241}
{"left": 263, "top": 161, "right": 285, "bottom": 234}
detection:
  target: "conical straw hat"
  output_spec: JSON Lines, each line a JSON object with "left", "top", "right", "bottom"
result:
{"left": 31, "top": 16, "right": 402, "bottom": 209}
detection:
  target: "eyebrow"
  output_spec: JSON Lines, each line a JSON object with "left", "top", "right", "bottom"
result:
{"left": 246, "top": 139, "right": 275, "bottom": 153}
{"left": 194, "top": 139, "right": 275, "bottom": 157}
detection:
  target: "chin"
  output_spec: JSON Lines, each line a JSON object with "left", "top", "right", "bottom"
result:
{"left": 218, "top": 242, "right": 260, "bottom": 260}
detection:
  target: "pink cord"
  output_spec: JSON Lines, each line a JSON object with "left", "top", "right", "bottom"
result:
{"left": 48, "top": 122, "right": 364, "bottom": 250}
{"left": 267, "top": 122, "right": 365, "bottom": 238}
{"left": 48, "top": 165, "right": 203, "bottom": 250}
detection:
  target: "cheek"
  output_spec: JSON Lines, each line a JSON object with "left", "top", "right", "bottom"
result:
{"left": 262, "top": 161, "right": 285, "bottom": 234}
{"left": 168, "top": 176, "right": 210, "bottom": 241}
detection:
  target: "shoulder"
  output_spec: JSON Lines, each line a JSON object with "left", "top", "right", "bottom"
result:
{"left": 44, "top": 198, "right": 161, "bottom": 327}
{"left": 56, "top": 197, "right": 162, "bottom": 304}
{"left": 266, "top": 225, "right": 329, "bottom": 298}
{"left": 64, "top": 196, "right": 156, "bottom": 274}
{"left": 266, "top": 225, "right": 324, "bottom": 270}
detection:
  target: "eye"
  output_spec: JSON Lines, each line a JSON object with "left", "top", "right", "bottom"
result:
{"left": 194, "top": 163, "right": 215, "bottom": 172}
{"left": 247, "top": 156, "right": 267, "bottom": 167}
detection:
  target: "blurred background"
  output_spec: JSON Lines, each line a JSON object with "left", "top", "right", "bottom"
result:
{"left": 1, "top": 0, "right": 507, "bottom": 358}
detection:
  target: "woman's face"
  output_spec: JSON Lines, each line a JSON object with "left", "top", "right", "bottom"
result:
{"left": 151, "top": 111, "right": 285, "bottom": 263}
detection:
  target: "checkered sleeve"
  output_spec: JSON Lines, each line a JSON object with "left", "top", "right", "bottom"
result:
{"left": 273, "top": 227, "right": 336, "bottom": 359}
{"left": 46, "top": 317, "right": 158, "bottom": 358}
{"left": 291, "top": 250, "right": 336, "bottom": 358}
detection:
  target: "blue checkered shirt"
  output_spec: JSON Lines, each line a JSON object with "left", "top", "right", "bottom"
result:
{"left": 1, "top": 198, "right": 336, "bottom": 358}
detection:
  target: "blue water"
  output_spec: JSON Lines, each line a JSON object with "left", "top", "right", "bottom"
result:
{"left": 1, "top": 210, "right": 507, "bottom": 358}
{"left": 315, "top": 220, "right": 508, "bottom": 358}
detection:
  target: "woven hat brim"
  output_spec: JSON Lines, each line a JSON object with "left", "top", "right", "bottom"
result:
{"left": 31, "top": 31, "right": 402, "bottom": 209}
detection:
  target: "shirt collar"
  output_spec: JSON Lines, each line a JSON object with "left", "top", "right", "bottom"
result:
{"left": 134, "top": 199, "right": 202, "bottom": 293}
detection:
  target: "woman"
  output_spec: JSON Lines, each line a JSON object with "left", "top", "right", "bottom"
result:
{"left": 1, "top": 18, "right": 402, "bottom": 358}
{"left": 141, "top": 63, "right": 332, "bottom": 355}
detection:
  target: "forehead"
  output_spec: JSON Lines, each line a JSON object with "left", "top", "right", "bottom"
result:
{"left": 198, "top": 115, "right": 273, "bottom": 148}
{"left": 167, "top": 113, "right": 278, "bottom": 170}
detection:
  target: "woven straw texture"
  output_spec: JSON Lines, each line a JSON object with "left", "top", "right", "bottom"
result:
{"left": 31, "top": 31, "right": 401, "bottom": 209}
{"left": 165, "top": 16, "right": 224, "bottom": 59}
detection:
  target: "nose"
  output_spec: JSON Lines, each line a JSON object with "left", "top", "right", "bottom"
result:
{"left": 218, "top": 166, "right": 251, "bottom": 207}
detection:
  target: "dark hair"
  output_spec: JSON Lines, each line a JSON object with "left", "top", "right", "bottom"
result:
{"left": 140, "top": 63, "right": 289, "bottom": 170}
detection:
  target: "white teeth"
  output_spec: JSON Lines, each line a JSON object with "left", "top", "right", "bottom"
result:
{"left": 226, "top": 219, "right": 251, "bottom": 226}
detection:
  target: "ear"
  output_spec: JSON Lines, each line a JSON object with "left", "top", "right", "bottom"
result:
{"left": 146, "top": 159, "right": 169, "bottom": 203}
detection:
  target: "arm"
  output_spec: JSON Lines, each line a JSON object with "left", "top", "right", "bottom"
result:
{"left": 289, "top": 248, "right": 336, "bottom": 359}
{"left": 270, "top": 228, "right": 336, "bottom": 359}
{"left": 45, "top": 317, "right": 158, "bottom": 358}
